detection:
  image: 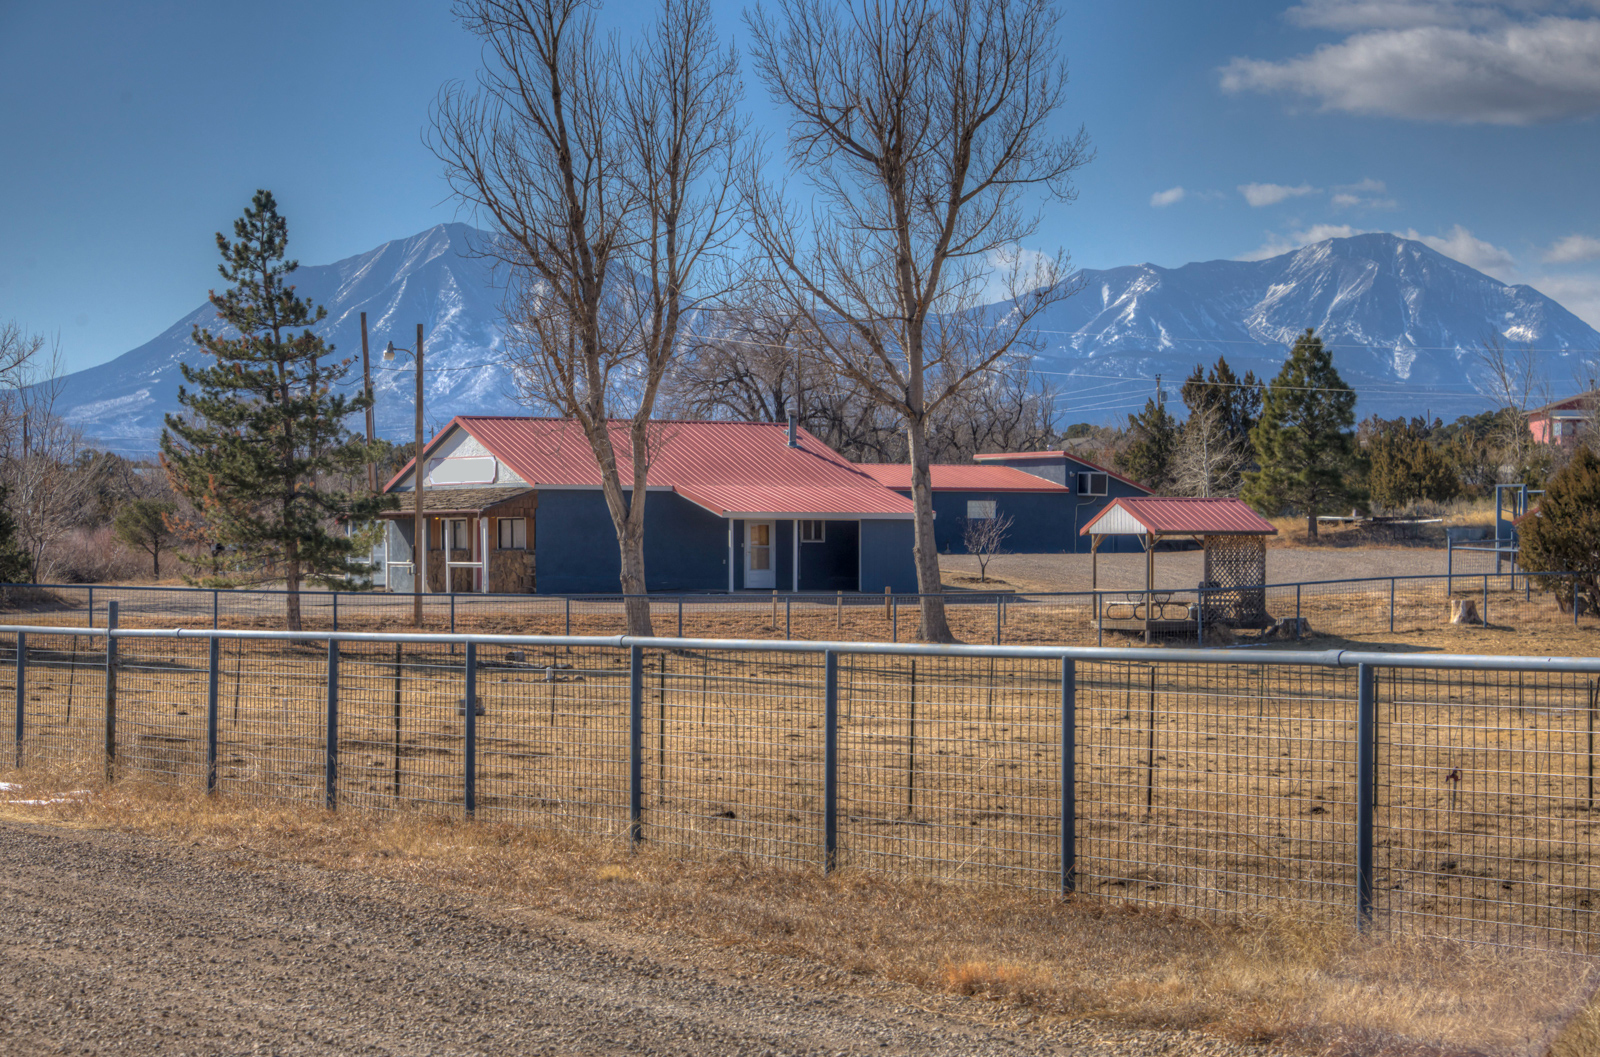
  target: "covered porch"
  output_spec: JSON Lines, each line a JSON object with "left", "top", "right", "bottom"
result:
{"left": 382, "top": 486, "right": 537, "bottom": 595}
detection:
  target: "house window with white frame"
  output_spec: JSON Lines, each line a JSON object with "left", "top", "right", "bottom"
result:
{"left": 800, "top": 519, "right": 825, "bottom": 542}
{"left": 1078, "top": 471, "right": 1108, "bottom": 496}
{"left": 497, "top": 517, "right": 527, "bottom": 550}
{"left": 444, "top": 519, "right": 472, "bottom": 550}
{"left": 966, "top": 500, "right": 997, "bottom": 520}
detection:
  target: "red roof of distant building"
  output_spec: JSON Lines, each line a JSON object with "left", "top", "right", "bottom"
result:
{"left": 856, "top": 464, "right": 1070, "bottom": 492}
{"left": 972, "top": 449, "right": 1151, "bottom": 493}
{"left": 387, "top": 417, "right": 914, "bottom": 519}
{"left": 1080, "top": 496, "right": 1277, "bottom": 536}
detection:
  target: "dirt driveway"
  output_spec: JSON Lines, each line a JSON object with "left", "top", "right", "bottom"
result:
{"left": 0, "top": 821, "right": 1275, "bottom": 1057}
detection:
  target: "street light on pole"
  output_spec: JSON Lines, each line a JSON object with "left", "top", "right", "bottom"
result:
{"left": 384, "top": 324, "right": 425, "bottom": 628}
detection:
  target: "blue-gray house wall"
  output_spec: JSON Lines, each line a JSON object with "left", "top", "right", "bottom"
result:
{"left": 533, "top": 489, "right": 916, "bottom": 594}
{"left": 965, "top": 454, "right": 1153, "bottom": 554}
{"left": 534, "top": 489, "right": 728, "bottom": 594}
{"left": 896, "top": 486, "right": 1144, "bottom": 555}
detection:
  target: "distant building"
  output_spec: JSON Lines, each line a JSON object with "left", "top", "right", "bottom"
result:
{"left": 858, "top": 451, "right": 1152, "bottom": 555}
{"left": 381, "top": 417, "right": 918, "bottom": 595}
{"left": 1528, "top": 391, "right": 1598, "bottom": 447}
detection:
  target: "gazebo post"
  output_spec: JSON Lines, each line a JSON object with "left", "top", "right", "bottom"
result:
{"left": 1145, "top": 532, "right": 1155, "bottom": 645}
{"left": 1090, "top": 535, "right": 1101, "bottom": 590}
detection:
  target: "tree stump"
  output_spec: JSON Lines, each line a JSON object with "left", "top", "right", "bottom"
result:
{"left": 1450, "top": 599, "right": 1481, "bottom": 625}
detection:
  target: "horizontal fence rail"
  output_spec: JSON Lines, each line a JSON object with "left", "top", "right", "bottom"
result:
{"left": 3, "top": 620, "right": 1600, "bottom": 953}
{"left": 0, "top": 563, "right": 1592, "bottom": 650}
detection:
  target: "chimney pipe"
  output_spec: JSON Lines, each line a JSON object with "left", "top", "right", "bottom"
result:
{"left": 787, "top": 413, "right": 799, "bottom": 447}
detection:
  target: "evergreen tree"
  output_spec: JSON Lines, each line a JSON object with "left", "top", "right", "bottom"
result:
{"left": 1116, "top": 381, "right": 1179, "bottom": 491}
{"left": 160, "top": 190, "right": 391, "bottom": 630}
{"left": 1365, "top": 416, "right": 1459, "bottom": 510}
{"left": 1519, "top": 445, "right": 1600, "bottom": 615}
{"left": 0, "top": 486, "right": 31, "bottom": 584}
{"left": 1180, "top": 356, "right": 1264, "bottom": 449}
{"left": 112, "top": 499, "right": 177, "bottom": 578}
{"left": 1241, "top": 328, "right": 1358, "bottom": 540}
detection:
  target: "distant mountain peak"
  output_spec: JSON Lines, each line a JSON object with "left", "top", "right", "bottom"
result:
{"left": 51, "top": 224, "right": 1600, "bottom": 456}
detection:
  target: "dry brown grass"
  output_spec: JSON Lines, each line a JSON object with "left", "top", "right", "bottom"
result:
{"left": 1, "top": 765, "right": 1593, "bottom": 1057}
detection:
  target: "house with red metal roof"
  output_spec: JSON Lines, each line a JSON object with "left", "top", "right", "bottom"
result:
{"left": 855, "top": 450, "right": 1153, "bottom": 555}
{"left": 379, "top": 416, "right": 917, "bottom": 595}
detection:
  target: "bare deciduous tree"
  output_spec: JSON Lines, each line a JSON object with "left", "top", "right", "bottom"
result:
{"left": 433, "top": 0, "right": 744, "bottom": 633}
{"left": 1479, "top": 333, "right": 1551, "bottom": 482}
{"left": 744, "top": 0, "right": 1090, "bottom": 641}
{"left": 1171, "top": 406, "right": 1252, "bottom": 499}
{"left": 961, "top": 509, "right": 1012, "bottom": 583}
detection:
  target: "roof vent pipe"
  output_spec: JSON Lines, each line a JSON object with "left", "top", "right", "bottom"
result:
{"left": 787, "top": 413, "right": 799, "bottom": 447}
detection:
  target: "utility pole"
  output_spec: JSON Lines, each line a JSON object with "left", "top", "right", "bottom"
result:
{"left": 360, "top": 313, "right": 376, "bottom": 493}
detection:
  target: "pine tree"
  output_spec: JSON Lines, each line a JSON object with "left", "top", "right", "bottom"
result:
{"left": 1180, "top": 356, "right": 1263, "bottom": 449}
{"left": 160, "top": 191, "right": 392, "bottom": 630}
{"left": 1519, "top": 445, "right": 1600, "bottom": 615}
{"left": 0, "top": 486, "right": 31, "bottom": 584}
{"left": 1241, "top": 328, "right": 1358, "bottom": 540}
{"left": 1117, "top": 380, "right": 1179, "bottom": 491}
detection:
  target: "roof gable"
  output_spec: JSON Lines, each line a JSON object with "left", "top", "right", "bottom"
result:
{"left": 972, "top": 450, "right": 1151, "bottom": 494}
{"left": 1081, "top": 497, "right": 1277, "bottom": 536}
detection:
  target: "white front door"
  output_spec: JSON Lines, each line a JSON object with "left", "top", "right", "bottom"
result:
{"left": 745, "top": 521, "right": 776, "bottom": 589}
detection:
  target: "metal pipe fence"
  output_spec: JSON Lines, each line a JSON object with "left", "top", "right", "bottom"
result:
{"left": 0, "top": 567, "right": 1592, "bottom": 649}
{"left": 3, "top": 622, "right": 1600, "bottom": 952}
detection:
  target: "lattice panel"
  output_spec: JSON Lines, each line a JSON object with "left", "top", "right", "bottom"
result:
{"left": 1203, "top": 535, "right": 1269, "bottom": 626}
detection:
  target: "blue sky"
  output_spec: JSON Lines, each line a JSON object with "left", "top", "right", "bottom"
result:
{"left": 2, "top": 0, "right": 1598, "bottom": 374}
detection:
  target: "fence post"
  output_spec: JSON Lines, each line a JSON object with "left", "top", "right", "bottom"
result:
{"left": 213, "top": 589, "right": 219, "bottom": 631}
{"left": 206, "top": 636, "right": 219, "bottom": 793}
{"left": 823, "top": 649, "right": 838, "bottom": 872}
{"left": 1061, "top": 657, "right": 1076, "bottom": 895}
{"left": 1196, "top": 587, "right": 1204, "bottom": 647}
{"left": 1295, "top": 585, "right": 1302, "bottom": 641}
{"left": 678, "top": 597, "right": 685, "bottom": 639}
{"left": 325, "top": 640, "right": 339, "bottom": 810}
{"left": 629, "top": 644, "right": 643, "bottom": 848}
{"left": 1356, "top": 662, "right": 1376, "bottom": 931}
{"left": 1482, "top": 574, "right": 1489, "bottom": 626}
{"left": 13, "top": 631, "right": 24, "bottom": 768}
{"left": 333, "top": 592, "right": 339, "bottom": 633}
{"left": 565, "top": 597, "right": 571, "bottom": 636}
{"left": 835, "top": 591, "right": 842, "bottom": 631}
{"left": 995, "top": 596, "right": 1002, "bottom": 645}
{"left": 785, "top": 595, "right": 792, "bottom": 640}
{"left": 464, "top": 641, "right": 476, "bottom": 818}
{"left": 1389, "top": 578, "right": 1396, "bottom": 633}
{"left": 891, "top": 596, "right": 897, "bottom": 643}
{"left": 103, "top": 602, "right": 117, "bottom": 781}
{"left": 86, "top": 585, "right": 94, "bottom": 628}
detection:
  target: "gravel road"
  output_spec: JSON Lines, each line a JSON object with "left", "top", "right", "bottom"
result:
{"left": 0, "top": 821, "right": 1278, "bottom": 1057}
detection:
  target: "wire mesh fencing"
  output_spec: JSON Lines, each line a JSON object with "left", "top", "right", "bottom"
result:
{"left": 6, "top": 621, "right": 1600, "bottom": 952}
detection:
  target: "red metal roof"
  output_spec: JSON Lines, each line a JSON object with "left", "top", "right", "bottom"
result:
{"left": 1079, "top": 496, "right": 1278, "bottom": 536}
{"left": 972, "top": 449, "right": 1151, "bottom": 494}
{"left": 856, "top": 464, "right": 1070, "bottom": 492}
{"left": 387, "top": 417, "right": 914, "bottom": 518}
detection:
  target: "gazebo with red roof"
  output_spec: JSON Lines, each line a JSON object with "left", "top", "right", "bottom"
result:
{"left": 1080, "top": 497, "right": 1278, "bottom": 642}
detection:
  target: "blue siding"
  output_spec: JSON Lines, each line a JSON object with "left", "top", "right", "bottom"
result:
{"left": 798, "top": 520, "right": 859, "bottom": 592}
{"left": 860, "top": 520, "right": 918, "bottom": 593}
{"left": 896, "top": 480, "right": 1149, "bottom": 555}
{"left": 534, "top": 489, "right": 730, "bottom": 594}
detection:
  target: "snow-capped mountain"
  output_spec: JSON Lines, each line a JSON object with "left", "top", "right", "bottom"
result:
{"left": 52, "top": 226, "right": 1600, "bottom": 454}
{"left": 1023, "top": 232, "right": 1599, "bottom": 422}
{"left": 53, "top": 223, "right": 522, "bottom": 454}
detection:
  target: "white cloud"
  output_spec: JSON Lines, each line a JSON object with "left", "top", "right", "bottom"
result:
{"left": 1399, "top": 224, "right": 1518, "bottom": 277}
{"left": 1150, "top": 186, "right": 1186, "bottom": 207}
{"left": 1239, "top": 223, "right": 1366, "bottom": 260}
{"left": 1238, "top": 182, "right": 1321, "bottom": 207}
{"left": 1524, "top": 273, "right": 1600, "bottom": 328}
{"left": 1238, "top": 222, "right": 1517, "bottom": 278}
{"left": 1543, "top": 234, "right": 1600, "bottom": 263}
{"left": 1220, "top": 15, "right": 1600, "bottom": 124}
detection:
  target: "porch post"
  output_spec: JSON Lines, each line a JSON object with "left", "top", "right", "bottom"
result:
{"left": 479, "top": 515, "right": 487, "bottom": 593}
{"left": 792, "top": 520, "right": 800, "bottom": 592}
{"left": 419, "top": 517, "right": 429, "bottom": 595}
{"left": 727, "top": 520, "right": 735, "bottom": 593}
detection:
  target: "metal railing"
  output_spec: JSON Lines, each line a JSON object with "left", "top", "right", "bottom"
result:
{"left": 4, "top": 605, "right": 1600, "bottom": 952}
{"left": 0, "top": 564, "right": 1591, "bottom": 649}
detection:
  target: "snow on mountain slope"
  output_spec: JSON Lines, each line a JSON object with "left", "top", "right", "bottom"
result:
{"left": 55, "top": 226, "right": 1600, "bottom": 454}
{"left": 53, "top": 223, "right": 521, "bottom": 454}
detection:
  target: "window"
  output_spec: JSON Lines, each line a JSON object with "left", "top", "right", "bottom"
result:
{"left": 497, "top": 517, "right": 527, "bottom": 550}
{"left": 800, "top": 519, "right": 825, "bottom": 542}
{"left": 966, "top": 500, "right": 997, "bottom": 520}
{"left": 1078, "top": 472, "right": 1108, "bottom": 496}
{"left": 445, "top": 519, "right": 471, "bottom": 550}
